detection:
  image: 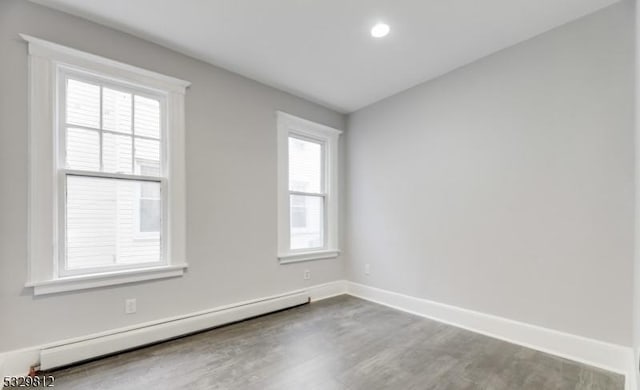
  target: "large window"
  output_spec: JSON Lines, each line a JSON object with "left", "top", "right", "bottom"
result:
{"left": 24, "top": 35, "right": 189, "bottom": 295}
{"left": 61, "top": 74, "right": 165, "bottom": 275}
{"left": 277, "top": 112, "right": 341, "bottom": 263}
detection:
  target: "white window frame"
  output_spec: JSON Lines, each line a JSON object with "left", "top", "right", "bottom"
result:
{"left": 23, "top": 34, "right": 190, "bottom": 295}
{"left": 277, "top": 112, "right": 342, "bottom": 263}
{"left": 57, "top": 69, "right": 168, "bottom": 277}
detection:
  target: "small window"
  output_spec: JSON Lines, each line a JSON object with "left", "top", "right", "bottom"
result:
{"left": 277, "top": 112, "right": 341, "bottom": 263}
{"left": 288, "top": 137, "right": 324, "bottom": 250}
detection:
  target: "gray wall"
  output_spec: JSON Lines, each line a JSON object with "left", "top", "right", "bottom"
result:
{"left": 346, "top": 1, "right": 634, "bottom": 346}
{"left": 634, "top": 0, "right": 640, "bottom": 383}
{"left": 0, "top": 0, "right": 634, "bottom": 354}
{"left": 0, "top": 0, "right": 346, "bottom": 353}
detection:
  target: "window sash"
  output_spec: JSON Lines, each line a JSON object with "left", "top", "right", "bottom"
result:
{"left": 57, "top": 69, "right": 168, "bottom": 278}
{"left": 288, "top": 192, "right": 327, "bottom": 251}
{"left": 286, "top": 134, "right": 328, "bottom": 252}
{"left": 288, "top": 134, "right": 326, "bottom": 195}
{"left": 58, "top": 171, "right": 167, "bottom": 277}
{"left": 65, "top": 124, "right": 161, "bottom": 142}
{"left": 289, "top": 190, "right": 327, "bottom": 197}
{"left": 58, "top": 70, "right": 166, "bottom": 177}
{"left": 286, "top": 131, "right": 329, "bottom": 253}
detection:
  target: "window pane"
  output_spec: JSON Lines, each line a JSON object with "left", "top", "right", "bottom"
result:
{"left": 66, "top": 79, "right": 100, "bottom": 128}
{"left": 291, "top": 194, "right": 307, "bottom": 228}
{"left": 103, "top": 88, "right": 132, "bottom": 134}
{"left": 66, "top": 176, "right": 162, "bottom": 270}
{"left": 134, "top": 95, "right": 161, "bottom": 139}
{"left": 141, "top": 181, "right": 161, "bottom": 198}
{"left": 289, "top": 137, "right": 322, "bottom": 193}
{"left": 140, "top": 182, "right": 161, "bottom": 233}
{"left": 140, "top": 199, "right": 161, "bottom": 232}
{"left": 66, "top": 128, "right": 100, "bottom": 171}
{"left": 103, "top": 133, "right": 132, "bottom": 174}
{"left": 134, "top": 139, "right": 161, "bottom": 175}
{"left": 290, "top": 194, "right": 324, "bottom": 250}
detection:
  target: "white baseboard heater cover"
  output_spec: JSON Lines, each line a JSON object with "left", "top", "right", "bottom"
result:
{"left": 40, "top": 291, "right": 309, "bottom": 370}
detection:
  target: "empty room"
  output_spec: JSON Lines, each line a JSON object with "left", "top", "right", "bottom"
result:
{"left": 1, "top": 0, "right": 639, "bottom": 389}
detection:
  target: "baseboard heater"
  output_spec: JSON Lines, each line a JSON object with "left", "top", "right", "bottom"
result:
{"left": 39, "top": 291, "right": 309, "bottom": 371}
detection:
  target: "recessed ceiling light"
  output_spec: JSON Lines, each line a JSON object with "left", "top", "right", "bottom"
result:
{"left": 371, "top": 23, "right": 390, "bottom": 38}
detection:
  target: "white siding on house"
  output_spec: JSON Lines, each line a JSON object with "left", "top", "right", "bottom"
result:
{"left": 66, "top": 128, "right": 100, "bottom": 170}
{"left": 103, "top": 133, "right": 132, "bottom": 174}
{"left": 66, "top": 176, "right": 161, "bottom": 270}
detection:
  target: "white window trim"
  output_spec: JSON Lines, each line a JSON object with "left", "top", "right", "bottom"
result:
{"left": 23, "top": 34, "right": 190, "bottom": 295}
{"left": 277, "top": 111, "right": 342, "bottom": 263}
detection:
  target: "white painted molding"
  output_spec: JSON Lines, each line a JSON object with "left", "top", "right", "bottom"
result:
{"left": 347, "top": 282, "right": 634, "bottom": 387}
{"left": 308, "top": 280, "right": 348, "bottom": 301}
{"left": 4, "top": 280, "right": 631, "bottom": 388}
{"left": 27, "top": 264, "right": 188, "bottom": 296}
{"left": 20, "top": 34, "right": 190, "bottom": 94}
{"left": 277, "top": 111, "right": 343, "bottom": 138}
{"left": 1, "top": 348, "right": 40, "bottom": 378}
{"left": 1, "top": 281, "right": 347, "bottom": 375}
{"left": 279, "top": 250, "right": 340, "bottom": 264}
{"left": 39, "top": 291, "right": 308, "bottom": 370}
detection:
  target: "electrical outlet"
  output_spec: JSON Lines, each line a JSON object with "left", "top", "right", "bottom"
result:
{"left": 303, "top": 270, "right": 311, "bottom": 280}
{"left": 125, "top": 298, "right": 137, "bottom": 314}
{"left": 365, "top": 264, "right": 371, "bottom": 275}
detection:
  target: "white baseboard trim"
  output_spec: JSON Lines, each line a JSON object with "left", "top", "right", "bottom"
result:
{"left": 347, "top": 282, "right": 634, "bottom": 389}
{"left": 0, "top": 348, "right": 40, "bottom": 378}
{"left": 3, "top": 280, "right": 632, "bottom": 389}
{"left": 39, "top": 291, "right": 308, "bottom": 370}
{"left": 2, "top": 281, "right": 346, "bottom": 375}
{"left": 308, "top": 280, "right": 348, "bottom": 301}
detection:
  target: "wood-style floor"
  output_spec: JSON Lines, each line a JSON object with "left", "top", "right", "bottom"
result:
{"left": 48, "top": 295, "right": 624, "bottom": 390}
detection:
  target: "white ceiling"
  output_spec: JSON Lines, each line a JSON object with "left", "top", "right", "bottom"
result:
{"left": 31, "top": 0, "right": 621, "bottom": 113}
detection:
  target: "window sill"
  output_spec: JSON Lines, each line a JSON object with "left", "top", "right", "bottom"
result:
{"left": 26, "top": 264, "right": 188, "bottom": 296}
{"left": 278, "top": 249, "right": 340, "bottom": 264}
